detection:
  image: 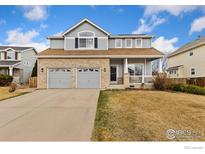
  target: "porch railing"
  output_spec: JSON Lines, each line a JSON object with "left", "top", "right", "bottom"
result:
{"left": 129, "top": 75, "right": 153, "bottom": 83}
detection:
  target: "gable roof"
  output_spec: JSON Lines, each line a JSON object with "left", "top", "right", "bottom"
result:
{"left": 0, "top": 46, "right": 32, "bottom": 51}
{"left": 62, "top": 18, "right": 110, "bottom": 36}
{"left": 168, "top": 36, "right": 205, "bottom": 58}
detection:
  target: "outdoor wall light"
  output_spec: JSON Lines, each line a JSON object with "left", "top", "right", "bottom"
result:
{"left": 104, "top": 68, "right": 106, "bottom": 72}
{"left": 41, "top": 68, "right": 44, "bottom": 72}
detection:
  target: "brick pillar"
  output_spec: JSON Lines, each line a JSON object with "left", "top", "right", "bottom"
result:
{"left": 72, "top": 68, "right": 76, "bottom": 88}
{"left": 123, "top": 73, "right": 129, "bottom": 88}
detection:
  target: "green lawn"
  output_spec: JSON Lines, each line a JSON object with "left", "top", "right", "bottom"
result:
{"left": 92, "top": 90, "right": 205, "bottom": 141}
{"left": 0, "top": 87, "right": 29, "bottom": 101}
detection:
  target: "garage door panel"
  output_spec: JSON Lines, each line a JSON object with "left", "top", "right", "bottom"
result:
{"left": 48, "top": 68, "right": 71, "bottom": 89}
{"left": 77, "top": 68, "right": 100, "bottom": 89}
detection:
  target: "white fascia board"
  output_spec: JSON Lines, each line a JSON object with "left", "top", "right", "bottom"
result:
{"left": 62, "top": 18, "right": 110, "bottom": 36}
{"left": 37, "top": 55, "right": 163, "bottom": 59}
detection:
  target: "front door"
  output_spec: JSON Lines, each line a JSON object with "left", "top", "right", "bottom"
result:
{"left": 110, "top": 66, "right": 117, "bottom": 82}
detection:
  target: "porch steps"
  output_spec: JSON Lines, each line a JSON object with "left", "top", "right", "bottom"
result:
{"left": 108, "top": 84, "right": 125, "bottom": 89}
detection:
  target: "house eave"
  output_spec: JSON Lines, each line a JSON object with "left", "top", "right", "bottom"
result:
{"left": 62, "top": 18, "right": 110, "bottom": 36}
{"left": 37, "top": 55, "right": 163, "bottom": 59}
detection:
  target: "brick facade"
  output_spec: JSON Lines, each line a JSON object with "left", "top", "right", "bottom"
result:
{"left": 37, "top": 58, "right": 110, "bottom": 89}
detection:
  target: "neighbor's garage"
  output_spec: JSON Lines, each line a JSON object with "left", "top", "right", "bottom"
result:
{"left": 77, "top": 68, "right": 100, "bottom": 88}
{"left": 48, "top": 68, "right": 71, "bottom": 88}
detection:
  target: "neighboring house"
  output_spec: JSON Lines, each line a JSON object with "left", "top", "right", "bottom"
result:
{"left": 0, "top": 46, "right": 37, "bottom": 84}
{"left": 167, "top": 37, "right": 205, "bottom": 79}
{"left": 37, "top": 18, "right": 163, "bottom": 89}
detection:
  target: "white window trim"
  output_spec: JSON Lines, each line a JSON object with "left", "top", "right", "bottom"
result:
{"left": 77, "top": 31, "right": 95, "bottom": 49}
{"left": 6, "top": 51, "right": 16, "bottom": 60}
{"left": 77, "top": 30, "right": 95, "bottom": 37}
{"left": 110, "top": 64, "right": 118, "bottom": 83}
{"left": 135, "top": 39, "right": 142, "bottom": 48}
{"left": 128, "top": 63, "right": 144, "bottom": 77}
{"left": 115, "top": 39, "right": 122, "bottom": 48}
{"left": 125, "top": 39, "right": 132, "bottom": 48}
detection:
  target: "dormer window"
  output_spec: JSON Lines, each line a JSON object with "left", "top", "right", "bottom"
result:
{"left": 78, "top": 31, "right": 95, "bottom": 49}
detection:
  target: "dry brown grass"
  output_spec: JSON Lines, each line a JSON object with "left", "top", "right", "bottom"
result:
{"left": 92, "top": 90, "right": 205, "bottom": 141}
{"left": 0, "top": 87, "right": 28, "bottom": 101}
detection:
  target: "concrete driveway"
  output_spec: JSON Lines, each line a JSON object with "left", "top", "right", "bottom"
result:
{"left": 0, "top": 89, "right": 99, "bottom": 141}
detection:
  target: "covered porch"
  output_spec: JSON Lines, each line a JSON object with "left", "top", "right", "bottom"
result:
{"left": 109, "top": 57, "right": 162, "bottom": 88}
{"left": 0, "top": 61, "right": 23, "bottom": 83}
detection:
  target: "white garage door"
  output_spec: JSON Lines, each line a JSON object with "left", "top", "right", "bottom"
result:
{"left": 48, "top": 68, "right": 71, "bottom": 88}
{"left": 77, "top": 68, "right": 100, "bottom": 89}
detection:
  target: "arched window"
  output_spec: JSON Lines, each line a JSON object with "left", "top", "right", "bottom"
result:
{"left": 78, "top": 31, "right": 95, "bottom": 49}
{"left": 6, "top": 49, "right": 16, "bottom": 60}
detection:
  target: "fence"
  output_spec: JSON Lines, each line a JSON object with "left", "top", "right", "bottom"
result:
{"left": 166, "top": 77, "right": 205, "bottom": 87}
{"left": 29, "top": 77, "right": 37, "bottom": 88}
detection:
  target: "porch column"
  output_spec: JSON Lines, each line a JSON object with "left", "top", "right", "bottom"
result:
{"left": 124, "top": 58, "right": 128, "bottom": 73}
{"left": 9, "top": 67, "right": 13, "bottom": 76}
{"left": 158, "top": 58, "right": 162, "bottom": 73}
{"left": 142, "top": 59, "right": 146, "bottom": 83}
{"left": 123, "top": 58, "right": 129, "bottom": 88}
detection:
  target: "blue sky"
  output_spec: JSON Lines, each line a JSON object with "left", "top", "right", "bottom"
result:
{"left": 1, "top": 5, "right": 205, "bottom": 52}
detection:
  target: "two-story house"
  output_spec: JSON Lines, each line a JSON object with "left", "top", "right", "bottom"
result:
{"left": 37, "top": 18, "right": 163, "bottom": 89}
{"left": 167, "top": 37, "right": 205, "bottom": 80}
{"left": 0, "top": 46, "right": 37, "bottom": 84}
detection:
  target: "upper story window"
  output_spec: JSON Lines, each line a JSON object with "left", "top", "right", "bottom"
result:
{"left": 78, "top": 31, "right": 95, "bottom": 49}
{"left": 115, "top": 39, "right": 122, "bottom": 48}
{"left": 135, "top": 39, "right": 142, "bottom": 48}
{"left": 189, "top": 51, "right": 193, "bottom": 56}
{"left": 125, "top": 39, "right": 132, "bottom": 48}
{"left": 6, "top": 51, "right": 16, "bottom": 60}
{"left": 191, "top": 68, "right": 195, "bottom": 75}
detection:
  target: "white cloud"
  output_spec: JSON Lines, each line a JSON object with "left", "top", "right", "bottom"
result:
{"left": 132, "top": 15, "right": 166, "bottom": 34}
{"left": 53, "top": 31, "right": 62, "bottom": 36}
{"left": 6, "top": 28, "right": 47, "bottom": 52}
{"left": 0, "top": 19, "right": 6, "bottom": 25}
{"left": 189, "top": 15, "right": 205, "bottom": 35}
{"left": 40, "top": 23, "right": 48, "bottom": 29}
{"left": 152, "top": 36, "right": 178, "bottom": 53}
{"left": 144, "top": 5, "right": 198, "bottom": 16}
{"left": 23, "top": 6, "right": 47, "bottom": 21}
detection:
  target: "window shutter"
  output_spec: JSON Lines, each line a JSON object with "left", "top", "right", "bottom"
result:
{"left": 15, "top": 52, "right": 18, "bottom": 60}
{"left": 94, "top": 37, "right": 98, "bottom": 48}
{"left": 75, "top": 38, "right": 78, "bottom": 48}
{"left": 4, "top": 52, "right": 7, "bottom": 59}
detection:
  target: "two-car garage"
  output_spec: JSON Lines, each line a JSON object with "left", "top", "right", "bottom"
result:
{"left": 48, "top": 68, "right": 100, "bottom": 89}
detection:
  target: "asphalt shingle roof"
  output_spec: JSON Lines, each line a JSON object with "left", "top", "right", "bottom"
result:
{"left": 0, "top": 61, "right": 21, "bottom": 66}
{"left": 0, "top": 46, "right": 32, "bottom": 51}
{"left": 169, "top": 36, "right": 205, "bottom": 57}
{"left": 38, "top": 48, "right": 163, "bottom": 57}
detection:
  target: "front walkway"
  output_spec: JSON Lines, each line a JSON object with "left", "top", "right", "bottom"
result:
{"left": 0, "top": 89, "right": 99, "bottom": 141}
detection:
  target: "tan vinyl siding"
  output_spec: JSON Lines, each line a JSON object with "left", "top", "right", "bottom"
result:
{"left": 168, "top": 45, "right": 205, "bottom": 78}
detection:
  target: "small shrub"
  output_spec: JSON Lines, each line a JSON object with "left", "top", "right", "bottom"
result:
{"left": 0, "top": 74, "right": 13, "bottom": 86}
{"left": 183, "top": 84, "right": 205, "bottom": 95}
{"left": 153, "top": 73, "right": 167, "bottom": 90}
{"left": 8, "top": 83, "right": 18, "bottom": 93}
{"left": 167, "top": 84, "right": 205, "bottom": 95}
